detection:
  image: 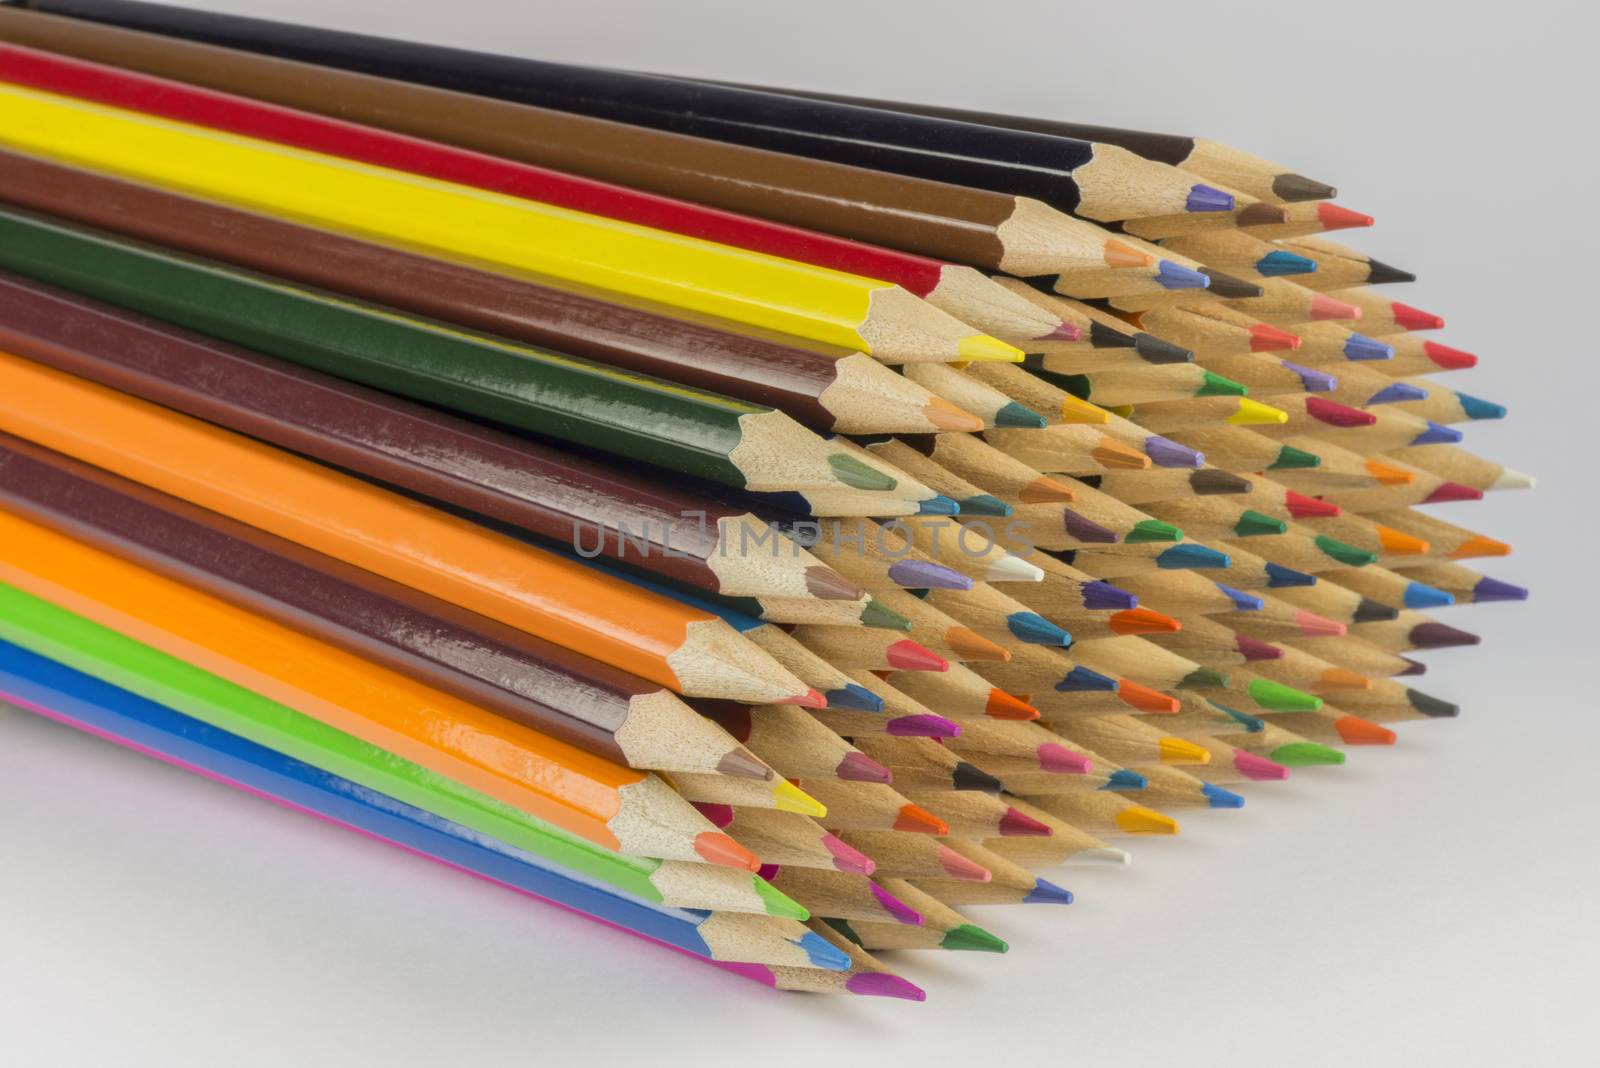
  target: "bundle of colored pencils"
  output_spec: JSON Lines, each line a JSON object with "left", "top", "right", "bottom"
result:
{"left": 0, "top": 0, "right": 1528, "bottom": 1002}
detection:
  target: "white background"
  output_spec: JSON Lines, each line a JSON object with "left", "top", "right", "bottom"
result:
{"left": 1, "top": 1, "right": 1593, "bottom": 1064}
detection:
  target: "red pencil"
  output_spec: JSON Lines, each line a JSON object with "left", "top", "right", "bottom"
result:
{"left": 0, "top": 42, "right": 1067, "bottom": 342}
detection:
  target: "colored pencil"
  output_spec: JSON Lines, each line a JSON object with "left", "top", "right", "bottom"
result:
{"left": 31, "top": 2, "right": 1241, "bottom": 224}
{"left": 1388, "top": 381, "right": 1507, "bottom": 425}
{"left": 0, "top": 209, "right": 937, "bottom": 500}
{"left": 1238, "top": 201, "right": 1374, "bottom": 240}
{"left": 996, "top": 281, "right": 1198, "bottom": 370}
{"left": 1271, "top": 438, "right": 1416, "bottom": 491}
{"left": 892, "top": 433, "right": 1087, "bottom": 503}
{"left": 0, "top": 41, "right": 1078, "bottom": 350}
{"left": 1226, "top": 527, "right": 1378, "bottom": 574}
{"left": 1159, "top": 425, "right": 1321, "bottom": 474}
{"left": 1282, "top": 635, "right": 1427, "bottom": 678}
{"left": 812, "top": 706, "right": 962, "bottom": 740}
{"left": 794, "top": 626, "right": 949, "bottom": 673}
{"left": 1052, "top": 715, "right": 1211, "bottom": 766}
{"left": 1276, "top": 236, "right": 1416, "bottom": 289}
{"left": 882, "top": 665, "right": 1042, "bottom": 724}
{"left": 941, "top": 718, "right": 1097, "bottom": 775}
{"left": 836, "top": 829, "right": 993, "bottom": 882}
{"left": 847, "top": 736, "right": 1007, "bottom": 796}
{"left": 1244, "top": 645, "right": 1375, "bottom": 697}
{"left": 0, "top": 83, "right": 1019, "bottom": 366}
{"left": 1031, "top": 363, "right": 1247, "bottom": 407}
{"left": 1215, "top": 720, "right": 1351, "bottom": 765}
{"left": 1389, "top": 563, "right": 1528, "bottom": 606}
{"left": 1372, "top": 336, "right": 1479, "bottom": 376}
{"left": 0, "top": 433, "right": 818, "bottom": 786}
{"left": 1384, "top": 446, "right": 1534, "bottom": 492}
{"left": 1160, "top": 229, "right": 1320, "bottom": 278}
{"left": 850, "top": 439, "right": 1014, "bottom": 519}
{"left": 1251, "top": 396, "right": 1460, "bottom": 452}
{"left": 0, "top": 156, "right": 988, "bottom": 442}
{"left": 1118, "top": 395, "right": 1291, "bottom": 434}
{"left": 795, "top": 779, "right": 948, "bottom": 835}
{"left": 0, "top": 353, "right": 819, "bottom": 705}
{"left": 665, "top": 81, "right": 1333, "bottom": 204}
{"left": 1095, "top": 409, "right": 1207, "bottom": 468}
{"left": 1326, "top": 678, "right": 1460, "bottom": 723}
{"left": 1239, "top": 581, "right": 1394, "bottom": 628}
{"left": 897, "top": 787, "right": 1054, "bottom": 839}
{"left": 1319, "top": 287, "right": 1445, "bottom": 335}
{"left": 902, "top": 363, "right": 1047, "bottom": 429}
{"left": 828, "top": 884, "right": 1008, "bottom": 953}
{"left": 911, "top": 843, "right": 1075, "bottom": 905}
{"left": 1144, "top": 734, "right": 1288, "bottom": 786}
{"left": 1120, "top": 765, "right": 1244, "bottom": 809}
{"left": 980, "top": 802, "right": 1129, "bottom": 867}
{"left": 694, "top": 805, "right": 873, "bottom": 875}
{"left": 1274, "top": 321, "right": 1395, "bottom": 364}
{"left": 764, "top": 921, "right": 926, "bottom": 999}
{"left": 1363, "top": 509, "right": 1511, "bottom": 561}
{"left": 1020, "top": 789, "right": 1180, "bottom": 837}
{"left": 982, "top": 424, "right": 1153, "bottom": 475}
{"left": 696, "top": 702, "right": 890, "bottom": 784}
{"left": 961, "top": 361, "right": 1114, "bottom": 427}
{"left": 923, "top": 583, "right": 1078, "bottom": 648}
{"left": 0, "top": 507, "right": 771, "bottom": 865}
{"left": 0, "top": 582, "right": 807, "bottom": 914}
{"left": 1121, "top": 302, "right": 1304, "bottom": 357}
{"left": 1072, "top": 636, "right": 1225, "bottom": 691}
{"left": 1008, "top": 490, "right": 1184, "bottom": 550}
{"left": 0, "top": 5, "right": 1184, "bottom": 293}
{"left": 1112, "top": 570, "right": 1263, "bottom": 615}
{"left": 755, "top": 867, "right": 923, "bottom": 926}
{"left": 0, "top": 642, "right": 874, "bottom": 974}
{"left": 0, "top": 272, "right": 887, "bottom": 606}
{"left": 1346, "top": 610, "right": 1482, "bottom": 652}
{"left": 1054, "top": 540, "right": 1232, "bottom": 580}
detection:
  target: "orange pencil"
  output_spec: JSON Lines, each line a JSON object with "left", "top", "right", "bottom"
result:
{"left": 0, "top": 351, "right": 814, "bottom": 705}
{"left": 0, "top": 507, "right": 759, "bottom": 869}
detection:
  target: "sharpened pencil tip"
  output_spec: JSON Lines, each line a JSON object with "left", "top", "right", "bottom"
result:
{"left": 1143, "top": 435, "right": 1203, "bottom": 469}
{"left": 957, "top": 333, "right": 1026, "bottom": 363}
{"left": 1249, "top": 322, "right": 1303, "bottom": 353}
{"left": 1127, "top": 519, "right": 1183, "bottom": 544}
{"left": 1109, "top": 606, "right": 1181, "bottom": 635}
{"left": 1216, "top": 582, "right": 1265, "bottom": 611}
{"left": 894, "top": 803, "right": 949, "bottom": 835}
{"left": 1258, "top": 250, "right": 1318, "bottom": 277}
{"left": 956, "top": 493, "right": 1013, "bottom": 518}
{"left": 1019, "top": 475, "right": 1078, "bottom": 504}
{"left": 1235, "top": 635, "right": 1284, "bottom": 660}
{"left": 1155, "top": 259, "right": 1210, "bottom": 290}
{"left": 1038, "top": 742, "right": 1093, "bottom": 774}
{"left": 1314, "top": 535, "right": 1377, "bottom": 567}
{"left": 790, "top": 689, "right": 828, "bottom": 709}
{"left": 827, "top": 683, "right": 886, "bottom": 713}
{"left": 845, "top": 972, "right": 927, "bottom": 1001}
{"left": 1082, "top": 579, "right": 1138, "bottom": 611}
{"left": 985, "top": 688, "right": 1041, "bottom": 720}
{"left": 1270, "top": 741, "right": 1346, "bottom": 766}
{"left": 1057, "top": 666, "right": 1120, "bottom": 693}
{"left": 1264, "top": 562, "right": 1316, "bottom": 587}
{"left": 1422, "top": 481, "right": 1483, "bottom": 504}
{"left": 884, "top": 639, "right": 948, "bottom": 672}
{"left": 804, "top": 565, "right": 866, "bottom": 602}
{"left": 1201, "top": 783, "right": 1246, "bottom": 808}
{"left": 1106, "top": 768, "right": 1149, "bottom": 790}
{"left": 1423, "top": 341, "right": 1476, "bottom": 369}
{"left": 1237, "top": 202, "right": 1289, "bottom": 226}
{"left": 718, "top": 746, "right": 776, "bottom": 781}
{"left": 1453, "top": 535, "right": 1511, "bottom": 559}
{"left": 1367, "top": 459, "right": 1414, "bottom": 486}
{"left": 1366, "top": 381, "right": 1428, "bottom": 405}
{"left": 1076, "top": 846, "right": 1133, "bottom": 864}
{"left": 1316, "top": 203, "right": 1375, "bottom": 231}
{"left": 1407, "top": 688, "right": 1459, "bottom": 718}
{"left": 1246, "top": 677, "right": 1322, "bottom": 712}
{"left": 1472, "top": 575, "right": 1528, "bottom": 603}
{"left": 916, "top": 495, "right": 961, "bottom": 515}
{"left": 1456, "top": 392, "right": 1506, "bottom": 420}
{"left": 1335, "top": 715, "right": 1396, "bottom": 745}
{"left": 1397, "top": 656, "right": 1427, "bottom": 676}
{"left": 1006, "top": 612, "right": 1073, "bottom": 647}
{"left": 1200, "top": 269, "right": 1262, "bottom": 299}
{"left": 1285, "top": 490, "right": 1340, "bottom": 518}
{"left": 1104, "top": 238, "right": 1156, "bottom": 269}
{"left": 1409, "top": 622, "right": 1479, "bottom": 648}
{"left": 1234, "top": 750, "right": 1291, "bottom": 781}
{"left": 1272, "top": 173, "right": 1337, "bottom": 202}
{"left": 1411, "top": 421, "right": 1463, "bottom": 446}
{"left": 797, "top": 931, "right": 854, "bottom": 971}
{"left": 695, "top": 832, "right": 762, "bottom": 872}
{"left": 838, "top": 751, "right": 894, "bottom": 784}
{"left": 1023, "top": 878, "right": 1076, "bottom": 905}
{"left": 938, "top": 844, "right": 994, "bottom": 882}
{"left": 923, "top": 394, "right": 987, "bottom": 433}
{"left": 1159, "top": 737, "right": 1211, "bottom": 765}
{"left": 1132, "top": 333, "right": 1195, "bottom": 365}
{"left": 1269, "top": 444, "right": 1321, "bottom": 470}
{"left": 1235, "top": 510, "right": 1288, "bottom": 537}
{"left": 860, "top": 598, "right": 914, "bottom": 631}
{"left": 887, "top": 558, "right": 972, "bottom": 591}
{"left": 1391, "top": 302, "right": 1445, "bottom": 331}
{"left": 1156, "top": 543, "right": 1230, "bottom": 569}
{"left": 999, "top": 806, "right": 1054, "bottom": 837}
{"left": 941, "top": 923, "right": 1009, "bottom": 953}
{"left": 1363, "top": 258, "right": 1415, "bottom": 285}
{"left": 773, "top": 780, "right": 828, "bottom": 817}
{"left": 995, "top": 401, "right": 1047, "bottom": 429}
{"left": 1294, "top": 609, "right": 1347, "bottom": 637}
{"left": 1306, "top": 396, "right": 1376, "bottom": 427}
{"left": 1115, "top": 804, "right": 1179, "bottom": 835}
{"left": 985, "top": 553, "right": 1045, "bottom": 583}
{"left": 823, "top": 833, "right": 876, "bottom": 875}
{"left": 886, "top": 714, "right": 962, "bottom": 738}
{"left": 828, "top": 453, "right": 898, "bottom": 492}
{"left": 1403, "top": 582, "right": 1455, "bottom": 610}
{"left": 1044, "top": 319, "right": 1086, "bottom": 342}
{"left": 869, "top": 881, "right": 924, "bottom": 926}
{"left": 1197, "top": 370, "right": 1248, "bottom": 397}
{"left": 1283, "top": 361, "right": 1336, "bottom": 392}
{"left": 948, "top": 626, "right": 1012, "bottom": 662}
{"left": 1229, "top": 398, "right": 1289, "bottom": 426}
{"left": 1185, "top": 184, "right": 1235, "bottom": 213}
{"left": 1310, "top": 292, "right": 1361, "bottom": 321}
{"left": 754, "top": 878, "right": 811, "bottom": 920}
{"left": 1343, "top": 333, "right": 1394, "bottom": 361}
{"left": 1353, "top": 597, "right": 1400, "bottom": 623}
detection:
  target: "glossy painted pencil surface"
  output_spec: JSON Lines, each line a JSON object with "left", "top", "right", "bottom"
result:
{"left": 0, "top": 642, "right": 863, "bottom": 973}
{"left": 0, "top": 81, "right": 1014, "bottom": 365}
{"left": 26, "top": 0, "right": 1234, "bottom": 223}
{"left": 0, "top": 352, "right": 815, "bottom": 705}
